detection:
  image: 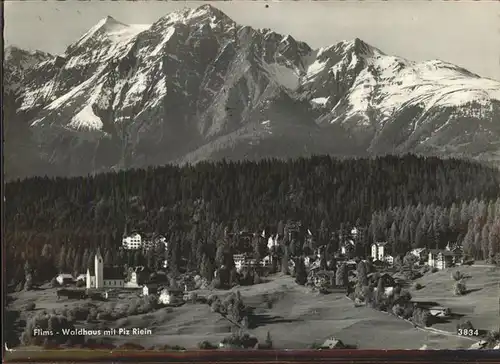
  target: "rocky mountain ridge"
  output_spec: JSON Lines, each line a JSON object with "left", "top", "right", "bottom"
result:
{"left": 4, "top": 4, "right": 500, "bottom": 179}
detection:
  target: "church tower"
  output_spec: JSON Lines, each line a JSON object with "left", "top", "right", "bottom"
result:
{"left": 95, "top": 248, "right": 104, "bottom": 289}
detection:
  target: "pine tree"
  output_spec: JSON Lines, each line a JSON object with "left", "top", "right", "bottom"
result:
{"left": 200, "top": 254, "right": 214, "bottom": 282}
{"left": 335, "top": 263, "right": 348, "bottom": 287}
{"left": 481, "top": 224, "right": 491, "bottom": 261}
{"left": 488, "top": 221, "right": 500, "bottom": 262}
{"left": 281, "top": 245, "right": 290, "bottom": 275}
{"left": 58, "top": 245, "right": 67, "bottom": 273}
{"left": 294, "top": 257, "right": 307, "bottom": 285}
{"left": 357, "top": 260, "right": 368, "bottom": 286}
{"left": 376, "top": 277, "right": 385, "bottom": 305}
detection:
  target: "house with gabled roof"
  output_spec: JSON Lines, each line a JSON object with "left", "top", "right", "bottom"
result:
{"left": 428, "top": 249, "right": 462, "bottom": 270}
{"left": 371, "top": 242, "right": 389, "bottom": 261}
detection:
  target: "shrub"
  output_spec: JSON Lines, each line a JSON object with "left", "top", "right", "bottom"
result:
{"left": 265, "top": 331, "right": 273, "bottom": 349}
{"left": 198, "top": 341, "right": 217, "bottom": 350}
{"left": 420, "top": 265, "right": 430, "bottom": 274}
{"left": 398, "top": 290, "right": 412, "bottom": 303}
{"left": 25, "top": 302, "right": 36, "bottom": 311}
{"left": 486, "top": 330, "right": 500, "bottom": 347}
{"left": 456, "top": 320, "right": 475, "bottom": 332}
{"left": 452, "top": 271, "right": 464, "bottom": 281}
{"left": 393, "top": 286, "right": 402, "bottom": 296}
{"left": 169, "top": 345, "right": 186, "bottom": 351}
{"left": 414, "top": 283, "right": 423, "bottom": 290}
{"left": 240, "top": 316, "right": 250, "bottom": 329}
{"left": 253, "top": 274, "right": 261, "bottom": 285}
{"left": 24, "top": 274, "right": 33, "bottom": 291}
{"left": 412, "top": 308, "right": 431, "bottom": 327}
{"left": 309, "top": 342, "right": 323, "bottom": 349}
{"left": 392, "top": 304, "right": 405, "bottom": 317}
{"left": 220, "top": 332, "right": 258, "bottom": 349}
{"left": 210, "top": 298, "right": 224, "bottom": 315}
{"left": 96, "top": 312, "right": 112, "bottom": 321}
{"left": 262, "top": 294, "right": 274, "bottom": 309}
{"left": 207, "top": 294, "right": 218, "bottom": 306}
{"left": 404, "top": 270, "right": 422, "bottom": 281}
{"left": 431, "top": 267, "right": 439, "bottom": 273}
{"left": 21, "top": 312, "right": 83, "bottom": 347}
{"left": 119, "top": 342, "right": 144, "bottom": 350}
{"left": 186, "top": 292, "right": 198, "bottom": 304}
{"left": 403, "top": 254, "right": 418, "bottom": 267}
{"left": 212, "top": 276, "right": 223, "bottom": 289}
{"left": 453, "top": 281, "right": 467, "bottom": 296}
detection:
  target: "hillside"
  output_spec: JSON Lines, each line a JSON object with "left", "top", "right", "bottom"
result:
{"left": 4, "top": 155, "right": 500, "bottom": 287}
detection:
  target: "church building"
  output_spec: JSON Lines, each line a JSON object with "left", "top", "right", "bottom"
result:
{"left": 86, "top": 249, "right": 125, "bottom": 289}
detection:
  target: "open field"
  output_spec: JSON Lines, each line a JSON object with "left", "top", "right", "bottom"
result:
{"left": 409, "top": 264, "right": 500, "bottom": 334}
{"left": 7, "top": 271, "right": 488, "bottom": 350}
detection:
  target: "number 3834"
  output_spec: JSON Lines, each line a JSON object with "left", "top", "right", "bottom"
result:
{"left": 457, "top": 329, "right": 479, "bottom": 336}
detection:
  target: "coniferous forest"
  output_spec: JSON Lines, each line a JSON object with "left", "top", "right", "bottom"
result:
{"left": 5, "top": 154, "right": 500, "bottom": 289}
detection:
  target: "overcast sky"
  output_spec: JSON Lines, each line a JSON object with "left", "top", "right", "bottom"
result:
{"left": 4, "top": 0, "right": 500, "bottom": 80}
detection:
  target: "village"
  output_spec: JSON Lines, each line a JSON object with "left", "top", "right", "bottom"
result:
{"left": 54, "top": 225, "right": 465, "bottom": 302}
{"left": 8, "top": 222, "right": 500, "bottom": 351}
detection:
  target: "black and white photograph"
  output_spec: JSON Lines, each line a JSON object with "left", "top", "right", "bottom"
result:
{"left": 3, "top": 0, "right": 500, "bottom": 352}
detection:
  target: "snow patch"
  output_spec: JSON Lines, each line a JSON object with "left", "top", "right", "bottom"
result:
{"left": 306, "top": 58, "right": 327, "bottom": 79}
{"left": 264, "top": 62, "right": 301, "bottom": 90}
{"left": 311, "top": 97, "right": 329, "bottom": 106}
{"left": 69, "top": 103, "right": 103, "bottom": 130}
{"left": 150, "top": 27, "right": 176, "bottom": 56}
{"left": 68, "top": 82, "right": 105, "bottom": 130}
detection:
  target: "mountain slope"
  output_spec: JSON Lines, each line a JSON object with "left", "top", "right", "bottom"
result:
{"left": 4, "top": 4, "right": 500, "bottom": 179}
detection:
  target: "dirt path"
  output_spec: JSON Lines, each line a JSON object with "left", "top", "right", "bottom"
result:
{"left": 344, "top": 295, "right": 478, "bottom": 344}
{"left": 416, "top": 326, "right": 477, "bottom": 342}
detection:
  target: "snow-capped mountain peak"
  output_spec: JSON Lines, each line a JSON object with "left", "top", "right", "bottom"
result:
{"left": 4, "top": 5, "right": 500, "bottom": 180}
{"left": 155, "top": 4, "right": 235, "bottom": 30}
{"left": 67, "top": 16, "right": 149, "bottom": 55}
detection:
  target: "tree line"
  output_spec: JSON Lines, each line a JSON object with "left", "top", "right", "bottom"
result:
{"left": 5, "top": 154, "right": 500, "bottom": 288}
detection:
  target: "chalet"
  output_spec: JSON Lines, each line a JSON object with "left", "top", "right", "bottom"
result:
{"left": 233, "top": 254, "right": 260, "bottom": 272}
{"left": 428, "top": 250, "right": 461, "bottom": 270}
{"left": 158, "top": 288, "right": 183, "bottom": 305}
{"left": 345, "top": 260, "right": 357, "bottom": 270}
{"left": 56, "top": 274, "right": 75, "bottom": 285}
{"left": 368, "top": 273, "right": 396, "bottom": 288}
{"left": 262, "top": 255, "right": 272, "bottom": 267}
{"left": 385, "top": 254, "right": 395, "bottom": 265}
{"left": 304, "top": 256, "right": 316, "bottom": 268}
{"left": 372, "top": 259, "right": 385, "bottom": 268}
{"left": 143, "top": 284, "right": 158, "bottom": 296}
{"left": 267, "top": 235, "right": 279, "bottom": 250}
{"left": 321, "top": 337, "right": 345, "bottom": 349}
{"left": 445, "top": 242, "right": 463, "bottom": 254}
{"left": 285, "top": 221, "right": 302, "bottom": 240}
{"left": 75, "top": 274, "right": 87, "bottom": 282}
{"left": 428, "top": 307, "right": 451, "bottom": 318}
{"left": 142, "top": 233, "right": 167, "bottom": 251}
{"left": 340, "top": 239, "right": 355, "bottom": 257}
{"left": 410, "top": 248, "right": 428, "bottom": 260}
{"left": 371, "top": 242, "right": 388, "bottom": 261}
